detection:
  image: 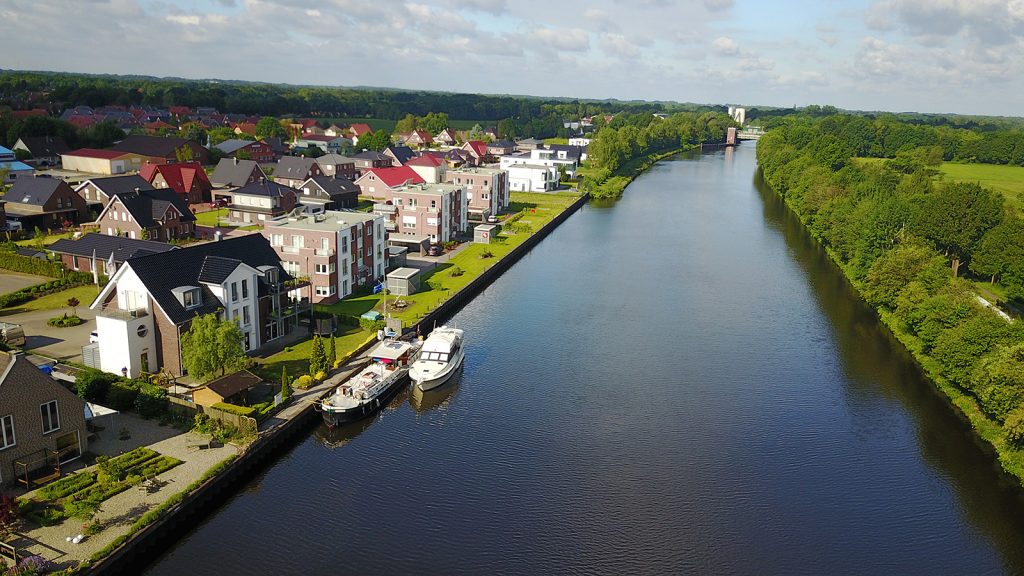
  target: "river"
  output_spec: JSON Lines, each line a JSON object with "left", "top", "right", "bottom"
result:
{"left": 145, "top": 144, "right": 1024, "bottom": 575}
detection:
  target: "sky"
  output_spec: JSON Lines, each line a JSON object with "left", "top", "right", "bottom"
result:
{"left": 4, "top": 0, "right": 1023, "bottom": 117}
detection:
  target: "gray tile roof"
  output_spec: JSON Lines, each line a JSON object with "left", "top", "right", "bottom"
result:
{"left": 210, "top": 158, "right": 264, "bottom": 187}
{"left": 83, "top": 175, "right": 154, "bottom": 198}
{"left": 275, "top": 156, "right": 318, "bottom": 180}
{"left": 214, "top": 139, "right": 257, "bottom": 155}
{"left": 233, "top": 179, "right": 297, "bottom": 199}
{"left": 385, "top": 146, "right": 415, "bottom": 165}
{"left": 17, "top": 136, "right": 71, "bottom": 157}
{"left": 197, "top": 255, "right": 242, "bottom": 284}
{"left": 114, "top": 189, "right": 196, "bottom": 228}
{"left": 6, "top": 176, "right": 70, "bottom": 206}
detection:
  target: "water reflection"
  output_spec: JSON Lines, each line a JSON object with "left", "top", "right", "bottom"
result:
{"left": 409, "top": 364, "right": 463, "bottom": 414}
{"left": 312, "top": 385, "right": 412, "bottom": 449}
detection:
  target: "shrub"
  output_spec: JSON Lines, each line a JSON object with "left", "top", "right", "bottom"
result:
{"left": 313, "top": 370, "right": 326, "bottom": 382}
{"left": 47, "top": 313, "right": 84, "bottom": 328}
{"left": 359, "top": 318, "right": 385, "bottom": 331}
{"left": 448, "top": 266, "right": 464, "bottom": 277}
{"left": 106, "top": 381, "right": 139, "bottom": 411}
{"left": 76, "top": 369, "right": 119, "bottom": 404}
{"left": 134, "top": 383, "right": 168, "bottom": 419}
{"left": 1005, "top": 408, "right": 1024, "bottom": 447}
{"left": 294, "top": 375, "right": 313, "bottom": 389}
{"left": 36, "top": 471, "right": 97, "bottom": 501}
{"left": 480, "top": 251, "right": 494, "bottom": 259}
{"left": 0, "top": 252, "right": 63, "bottom": 277}
{"left": 13, "top": 555, "right": 54, "bottom": 576}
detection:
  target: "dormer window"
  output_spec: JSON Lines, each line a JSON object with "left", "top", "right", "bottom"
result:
{"left": 172, "top": 286, "right": 202, "bottom": 309}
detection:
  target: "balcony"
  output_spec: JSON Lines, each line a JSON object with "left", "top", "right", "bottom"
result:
{"left": 281, "top": 246, "right": 301, "bottom": 254}
{"left": 97, "top": 306, "right": 148, "bottom": 321}
{"left": 315, "top": 248, "right": 335, "bottom": 257}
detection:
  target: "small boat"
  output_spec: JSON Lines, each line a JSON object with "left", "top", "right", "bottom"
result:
{"left": 409, "top": 326, "right": 465, "bottom": 391}
{"left": 319, "top": 339, "right": 419, "bottom": 427}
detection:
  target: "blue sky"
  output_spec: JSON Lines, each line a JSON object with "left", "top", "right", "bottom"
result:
{"left": 4, "top": 0, "right": 1022, "bottom": 116}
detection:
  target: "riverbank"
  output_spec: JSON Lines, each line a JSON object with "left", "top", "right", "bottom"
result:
{"left": 765, "top": 176, "right": 1024, "bottom": 488}
{"left": 579, "top": 145, "right": 693, "bottom": 199}
{"left": 72, "top": 190, "right": 589, "bottom": 574}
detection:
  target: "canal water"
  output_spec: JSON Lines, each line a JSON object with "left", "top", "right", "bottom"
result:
{"left": 145, "top": 145, "right": 1024, "bottom": 575}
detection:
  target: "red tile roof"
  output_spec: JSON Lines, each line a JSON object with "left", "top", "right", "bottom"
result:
{"left": 67, "top": 115, "right": 98, "bottom": 129}
{"left": 11, "top": 109, "right": 48, "bottom": 120}
{"left": 144, "top": 120, "right": 176, "bottom": 131}
{"left": 233, "top": 122, "right": 258, "bottom": 135}
{"left": 169, "top": 106, "right": 192, "bottom": 116}
{"left": 140, "top": 161, "right": 211, "bottom": 197}
{"left": 406, "top": 155, "right": 444, "bottom": 168}
{"left": 65, "top": 148, "right": 127, "bottom": 160}
{"left": 411, "top": 130, "right": 433, "bottom": 143}
{"left": 360, "top": 166, "right": 425, "bottom": 188}
{"left": 464, "top": 140, "right": 487, "bottom": 158}
{"left": 349, "top": 123, "right": 373, "bottom": 136}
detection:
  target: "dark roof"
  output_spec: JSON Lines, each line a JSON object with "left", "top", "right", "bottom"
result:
{"left": 82, "top": 175, "right": 154, "bottom": 198}
{"left": 210, "top": 158, "right": 264, "bottom": 187}
{"left": 304, "top": 175, "right": 359, "bottom": 197}
{"left": 315, "top": 154, "right": 356, "bottom": 167}
{"left": 125, "top": 234, "right": 289, "bottom": 325}
{"left": 354, "top": 151, "right": 389, "bottom": 162}
{"left": 17, "top": 136, "right": 71, "bottom": 157}
{"left": 48, "top": 233, "right": 177, "bottom": 262}
{"left": 384, "top": 146, "right": 415, "bottom": 165}
{"left": 546, "top": 144, "right": 584, "bottom": 160}
{"left": 14, "top": 247, "right": 47, "bottom": 259}
{"left": 488, "top": 140, "right": 515, "bottom": 149}
{"left": 6, "top": 176, "right": 69, "bottom": 206}
{"left": 110, "top": 135, "right": 204, "bottom": 157}
{"left": 112, "top": 189, "right": 196, "bottom": 228}
{"left": 233, "top": 179, "right": 297, "bottom": 199}
{"left": 197, "top": 255, "right": 242, "bottom": 284}
{"left": 204, "top": 369, "right": 262, "bottom": 399}
{"left": 275, "top": 156, "right": 318, "bottom": 180}
{"left": 214, "top": 139, "right": 257, "bottom": 155}
{"left": 261, "top": 137, "right": 287, "bottom": 153}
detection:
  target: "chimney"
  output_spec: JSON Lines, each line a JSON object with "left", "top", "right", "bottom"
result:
{"left": 233, "top": 157, "right": 238, "bottom": 165}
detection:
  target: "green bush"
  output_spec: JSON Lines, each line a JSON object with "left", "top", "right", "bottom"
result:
{"left": 76, "top": 369, "right": 119, "bottom": 404}
{"left": 47, "top": 313, "right": 84, "bottom": 327}
{"left": 134, "top": 383, "right": 168, "bottom": 419}
{"left": 0, "top": 252, "right": 63, "bottom": 277}
{"left": 35, "top": 471, "right": 97, "bottom": 501}
{"left": 211, "top": 402, "right": 255, "bottom": 417}
{"left": 106, "top": 381, "right": 139, "bottom": 411}
{"left": 358, "top": 317, "right": 385, "bottom": 331}
{"left": 1005, "top": 408, "right": 1024, "bottom": 447}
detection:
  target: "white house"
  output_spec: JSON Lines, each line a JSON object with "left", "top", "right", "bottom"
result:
{"left": 504, "top": 164, "right": 557, "bottom": 192}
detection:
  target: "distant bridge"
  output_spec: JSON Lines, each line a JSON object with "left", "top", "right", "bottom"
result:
{"left": 737, "top": 127, "right": 764, "bottom": 141}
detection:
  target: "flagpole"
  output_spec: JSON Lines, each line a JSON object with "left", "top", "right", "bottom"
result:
{"left": 91, "top": 248, "right": 98, "bottom": 285}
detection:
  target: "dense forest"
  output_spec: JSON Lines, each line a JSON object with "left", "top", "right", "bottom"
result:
{"left": 757, "top": 116, "right": 1024, "bottom": 464}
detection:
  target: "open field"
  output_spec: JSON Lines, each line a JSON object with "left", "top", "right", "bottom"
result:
{"left": 938, "top": 162, "right": 1024, "bottom": 212}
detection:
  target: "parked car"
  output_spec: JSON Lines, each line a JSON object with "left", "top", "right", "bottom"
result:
{"left": 426, "top": 244, "right": 443, "bottom": 256}
{"left": 486, "top": 215, "right": 500, "bottom": 223}
{"left": 90, "top": 331, "right": 99, "bottom": 344}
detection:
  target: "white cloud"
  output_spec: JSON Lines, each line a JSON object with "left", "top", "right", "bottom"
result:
{"left": 530, "top": 27, "right": 591, "bottom": 52}
{"left": 600, "top": 33, "right": 641, "bottom": 59}
{"left": 712, "top": 36, "right": 739, "bottom": 56}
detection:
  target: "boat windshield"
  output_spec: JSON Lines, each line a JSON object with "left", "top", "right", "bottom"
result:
{"left": 422, "top": 351, "right": 449, "bottom": 362}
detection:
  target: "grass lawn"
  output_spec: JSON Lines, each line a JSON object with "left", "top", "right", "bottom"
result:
{"left": 938, "top": 162, "right": 1024, "bottom": 212}
{"left": 0, "top": 283, "right": 102, "bottom": 316}
{"left": 268, "top": 190, "right": 581, "bottom": 377}
{"left": 543, "top": 137, "right": 569, "bottom": 145}
{"left": 255, "top": 326, "right": 375, "bottom": 380}
{"left": 194, "top": 208, "right": 228, "bottom": 227}
{"left": 14, "top": 232, "right": 73, "bottom": 247}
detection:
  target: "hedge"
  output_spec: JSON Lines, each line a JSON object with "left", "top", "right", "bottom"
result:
{"left": 0, "top": 251, "right": 63, "bottom": 277}
{"left": 211, "top": 402, "right": 256, "bottom": 417}
{"left": 35, "top": 471, "right": 97, "bottom": 501}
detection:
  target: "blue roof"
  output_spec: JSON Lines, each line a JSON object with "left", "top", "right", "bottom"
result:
{"left": 0, "top": 146, "right": 13, "bottom": 155}
{"left": 0, "top": 161, "right": 33, "bottom": 171}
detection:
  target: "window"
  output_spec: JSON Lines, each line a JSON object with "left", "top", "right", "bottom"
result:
{"left": 243, "top": 305, "right": 251, "bottom": 325}
{"left": 41, "top": 401, "right": 59, "bottom": 434}
{"left": 271, "top": 234, "right": 283, "bottom": 246}
{"left": 321, "top": 238, "right": 329, "bottom": 251}
{"left": 430, "top": 200, "right": 437, "bottom": 209}
{"left": 315, "top": 263, "right": 335, "bottom": 274}
{"left": 342, "top": 237, "right": 348, "bottom": 252}
{"left": 242, "top": 279, "right": 249, "bottom": 299}
{"left": 231, "top": 282, "right": 238, "bottom": 302}
{"left": 183, "top": 288, "right": 199, "bottom": 309}
{"left": 315, "top": 285, "right": 337, "bottom": 296}
{"left": 0, "top": 415, "right": 14, "bottom": 449}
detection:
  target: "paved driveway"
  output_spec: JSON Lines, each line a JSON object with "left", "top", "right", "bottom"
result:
{"left": 0, "top": 271, "right": 48, "bottom": 294}
{"left": 3, "top": 306, "right": 97, "bottom": 363}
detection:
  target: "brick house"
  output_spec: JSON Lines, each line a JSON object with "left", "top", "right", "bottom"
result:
{"left": 371, "top": 183, "right": 467, "bottom": 245}
{"left": 297, "top": 176, "right": 360, "bottom": 211}
{"left": 75, "top": 175, "right": 154, "bottom": 215}
{"left": 445, "top": 166, "right": 509, "bottom": 220}
{"left": 354, "top": 166, "right": 424, "bottom": 198}
{"left": 228, "top": 179, "right": 298, "bottom": 224}
{"left": 95, "top": 188, "right": 197, "bottom": 241}
{"left": 461, "top": 140, "right": 490, "bottom": 165}
{"left": 273, "top": 157, "right": 323, "bottom": 189}
{"left": 210, "top": 158, "right": 266, "bottom": 188}
{"left": 4, "top": 176, "right": 90, "bottom": 230}
{"left": 89, "top": 235, "right": 302, "bottom": 378}
{"left": 434, "top": 128, "right": 459, "bottom": 146}
{"left": 214, "top": 139, "right": 275, "bottom": 163}
{"left": 398, "top": 130, "right": 433, "bottom": 148}
{"left": 48, "top": 233, "right": 177, "bottom": 276}
{"left": 139, "top": 161, "right": 212, "bottom": 205}
{"left": 0, "top": 351, "right": 88, "bottom": 486}
{"left": 352, "top": 151, "right": 392, "bottom": 174}
{"left": 315, "top": 154, "right": 357, "bottom": 180}
{"left": 263, "top": 210, "right": 386, "bottom": 303}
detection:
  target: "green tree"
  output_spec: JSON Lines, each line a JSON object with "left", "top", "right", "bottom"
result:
{"left": 281, "top": 366, "right": 291, "bottom": 399}
{"left": 309, "top": 334, "right": 328, "bottom": 376}
{"left": 180, "top": 122, "right": 208, "bottom": 145}
{"left": 394, "top": 113, "right": 417, "bottom": 134}
{"left": 255, "top": 116, "right": 287, "bottom": 140}
{"left": 67, "top": 297, "right": 80, "bottom": 316}
{"left": 180, "top": 312, "right": 247, "bottom": 382}
{"left": 910, "top": 181, "right": 1004, "bottom": 276}
{"left": 418, "top": 112, "right": 449, "bottom": 134}
{"left": 174, "top": 144, "right": 194, "bottom": 163}
{"left": 358, "top": 130, "right": 392, "bottom": 152}
{"left": 863, "top": 241, "right": 949, "bottom": 308}
{"left": 970, "top": 219, "right": 1024, "bottom": 286}
{"left": 329, "top": 334, "right": 337, "bottom": 368}
{"left": 973, "top": 343, "right": 1024, "bottom": 422}
{"left": 208, "top": 127, "right": 237, "bottom": 146}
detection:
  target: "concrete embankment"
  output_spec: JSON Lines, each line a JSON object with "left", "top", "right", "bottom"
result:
{"left": 87, "top": 191, "right": 590, "bottom": 574}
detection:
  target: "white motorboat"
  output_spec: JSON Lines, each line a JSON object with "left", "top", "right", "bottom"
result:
{"left": 409, "top": 326, "right": 465, "bottom": 391}
{"left": 319, "top": 339, "right": 419, "bottom": 427}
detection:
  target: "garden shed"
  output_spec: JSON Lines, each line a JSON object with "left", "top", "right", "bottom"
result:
{"left": 386, "top": 267, "right": 421, "bottom": 297}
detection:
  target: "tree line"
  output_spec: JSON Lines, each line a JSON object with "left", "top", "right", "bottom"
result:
{"left": 757, "top": 116, "right": 1024, "bottom": 450}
